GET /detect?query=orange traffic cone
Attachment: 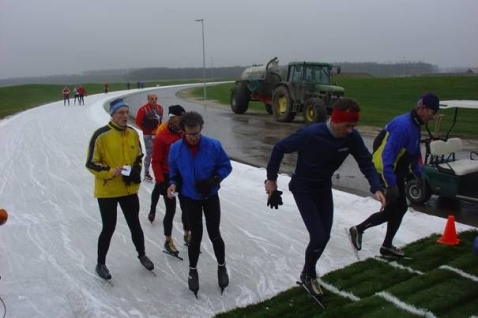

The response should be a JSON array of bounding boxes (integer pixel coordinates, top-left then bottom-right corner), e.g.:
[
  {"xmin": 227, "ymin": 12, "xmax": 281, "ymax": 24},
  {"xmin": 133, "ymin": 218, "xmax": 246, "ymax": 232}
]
[{"xmin": 437, "ymin": 215, "xmax": 460, "ymax": 245}]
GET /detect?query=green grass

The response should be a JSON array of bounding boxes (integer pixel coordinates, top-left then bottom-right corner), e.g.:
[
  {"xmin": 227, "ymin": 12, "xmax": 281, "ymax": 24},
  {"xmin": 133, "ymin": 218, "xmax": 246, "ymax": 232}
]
[
  {"xmin": 215, "ymin": 230, "xmax": 478, "ymax": 317},
  {"xmin": 0, "ymin": 79, "xmax": 200, "ymax": 119},
  {"xmin": 191, "ymin": 76, "xmax": 478, "ymax": 137}
]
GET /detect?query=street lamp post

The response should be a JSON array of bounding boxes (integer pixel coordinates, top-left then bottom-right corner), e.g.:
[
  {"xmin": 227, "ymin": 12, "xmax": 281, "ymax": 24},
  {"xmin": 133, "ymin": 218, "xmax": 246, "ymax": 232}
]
[
  {"xmin": 210, "ymin": 56, "xmax": 214, "ymax": 83},
  {"xmin": 195, "ymin": 19, "xmax": 206, "ymax": 100}
]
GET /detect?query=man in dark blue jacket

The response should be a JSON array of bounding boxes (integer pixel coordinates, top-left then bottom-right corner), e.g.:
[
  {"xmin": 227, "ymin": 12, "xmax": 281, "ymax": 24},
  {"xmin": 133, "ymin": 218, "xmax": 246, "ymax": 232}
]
[
  {"xmin": 167, "ymin": 111, "xmax": 232, "ymax": 297},
  {"xmin": 349, "ymin": 93, "xmax": 439, "ymax": 258},
  {"xmin": 265, "ymin": 98, "xmax": 386, "ymax": 299}
]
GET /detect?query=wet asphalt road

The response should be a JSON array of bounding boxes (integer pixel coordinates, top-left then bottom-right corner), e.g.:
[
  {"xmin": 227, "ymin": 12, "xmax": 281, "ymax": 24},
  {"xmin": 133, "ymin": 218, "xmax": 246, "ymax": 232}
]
[{"xmin": 129, "ymin": 84, "xmax": 478, "ymax": 227}]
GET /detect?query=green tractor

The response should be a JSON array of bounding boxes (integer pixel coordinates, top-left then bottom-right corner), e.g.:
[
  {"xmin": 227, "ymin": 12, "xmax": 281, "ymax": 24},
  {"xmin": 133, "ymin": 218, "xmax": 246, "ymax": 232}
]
[{"xmin": 230, "ymin": 57, "xmax": 344, "ymax": 123}]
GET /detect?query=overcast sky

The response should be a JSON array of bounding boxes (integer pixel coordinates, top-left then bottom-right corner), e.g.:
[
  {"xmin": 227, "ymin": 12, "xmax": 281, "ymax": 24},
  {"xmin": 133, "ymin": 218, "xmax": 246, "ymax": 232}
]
[{"xmin": 1, "ymin": 0, "xmax": 477, "ymax": 79}]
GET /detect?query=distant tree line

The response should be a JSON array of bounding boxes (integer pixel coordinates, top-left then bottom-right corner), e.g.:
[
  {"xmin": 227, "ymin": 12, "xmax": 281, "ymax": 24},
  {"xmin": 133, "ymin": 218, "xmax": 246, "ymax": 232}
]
[
  {"xmin": 337, "ymin": 61, "xmax": 438, "ymax": 77},
  {"xmin": 0, "ymin": 61, "xmax": 450, "ymax": 87}
]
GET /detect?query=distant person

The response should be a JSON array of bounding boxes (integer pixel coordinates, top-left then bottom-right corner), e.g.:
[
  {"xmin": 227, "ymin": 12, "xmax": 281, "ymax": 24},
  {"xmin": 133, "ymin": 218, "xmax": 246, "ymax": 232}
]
[
  {"xmin": 349, "ymin": 93, "xmax": 439, "ymax": 258},
  {"xmin": 150, "ymin": 105, "xmax": 191, "ymax": 256},
  {"xmin": 137, "ymin": 81, "xmax": 140, "ymax": 89},
  {"xmin": 73, "ymin": 86, "xmax": 80, "ymax": 105},
  {"xmin": 78, "ymin": 85, "xmax": 86, "ymax": 105},
  {"xmin": 135, "ymin": 94, "xmax": 164, "ymax": 182},
  {"xmin": 127, "ymin": 82, "xmax": 130, "ymax": 90},
  {"xmin": 85, "ymin": 98, "xmax": 154, "ymax": 280},
  {"xmin": 104, "ymin": 83, "xmax": 109, "ymax": 94},
  {"xmin": 265, "ymin": 98, "xmax": 386, "ymax": 300},
  {"xmin": 167, "ymin": 111, "xmax": 233, "ymax": 297},
  {"xmin": 62, "ymin": 86, "xmax": 70, "ymax": 106}
]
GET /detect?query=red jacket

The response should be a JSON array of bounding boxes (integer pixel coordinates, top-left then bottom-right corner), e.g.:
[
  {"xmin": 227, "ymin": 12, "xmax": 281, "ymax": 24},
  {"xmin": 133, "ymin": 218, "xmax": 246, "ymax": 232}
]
[
  {"xmin": 77, "ymin": 87, "xmax": 86, "ymax": 96},
  {"xmin": 151, "ymin": 125, "xmax": 182, "ymax": 183},
  {"xmin": 62, "ymin": 88, "xmax": 70, "ymax": 96},
  {"xmin": 135, "ymin": 103, "xmax": 163, "ymax": 135}
]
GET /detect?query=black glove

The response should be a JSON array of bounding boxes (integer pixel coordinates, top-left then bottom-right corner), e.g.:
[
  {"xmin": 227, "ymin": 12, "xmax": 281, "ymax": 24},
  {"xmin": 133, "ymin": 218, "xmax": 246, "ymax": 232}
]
[
  {"xmin": 175, "ymin": 173, "xmax": 183, "ymax": 192},
  {"xmin": 122, "ymin": 165, "xmax": 142, "ymax": 186},
  {"xmin": 267, "ymin": 190, "xmax": 283, "ymax": 209},
  {"xmin": 385, "ymin": 186, "xmax": 399, "ymax": 203},
  {"xmin": 122, "ymin": 154, "xmax": 143, "ymax": 186},
  {"xmin": 130, "ymin": 163, "xmax": 142, "ymax": 184},
  {"xmin": 195, "ymin": 175, "xmax": 220, "ymax": 198}
]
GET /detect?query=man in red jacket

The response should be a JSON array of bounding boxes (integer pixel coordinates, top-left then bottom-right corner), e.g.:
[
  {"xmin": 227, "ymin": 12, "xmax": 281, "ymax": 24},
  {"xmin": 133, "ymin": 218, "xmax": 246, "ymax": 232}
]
[
  {"xmin": 77, "ymin": 85, "xmax": 86, "ymax": 105},
  {"xmin": 135, "ymin": 94, "xmax": 164, "ymax": 181},
  {"xmin": 62, "ymin": 86, "xmax": 70, "ymax": 106},
  {"xmin": 150, "ymin": 105, "xmax": 191, "ymax": 255}
]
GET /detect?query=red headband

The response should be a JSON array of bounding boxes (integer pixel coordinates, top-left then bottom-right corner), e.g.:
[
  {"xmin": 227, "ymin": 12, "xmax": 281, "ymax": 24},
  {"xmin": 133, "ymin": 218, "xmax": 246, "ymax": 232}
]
[{"xmin": 330, "ymin": 109, "xmax": 360, "ymax": 123}]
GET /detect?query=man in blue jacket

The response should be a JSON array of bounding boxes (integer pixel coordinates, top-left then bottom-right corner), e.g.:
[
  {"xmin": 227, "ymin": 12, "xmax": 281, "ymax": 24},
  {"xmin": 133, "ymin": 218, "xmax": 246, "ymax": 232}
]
[
  {"xmin": 167, "ymin": 111, "xmax": 232, "ymax": 297},
  {"xmin": 349, "ymin": 93, "xmax": 439, "ymax": 258},
  {"xmin": 265, "ymin": 98, "xmax": 386, "ymax": 299}
]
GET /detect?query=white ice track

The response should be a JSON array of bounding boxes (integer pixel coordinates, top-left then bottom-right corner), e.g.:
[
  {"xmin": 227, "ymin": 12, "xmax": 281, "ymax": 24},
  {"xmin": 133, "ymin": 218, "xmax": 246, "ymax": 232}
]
[{"xmin": 0, "ymin": 90, "xmax": 476, "ymax": 317}]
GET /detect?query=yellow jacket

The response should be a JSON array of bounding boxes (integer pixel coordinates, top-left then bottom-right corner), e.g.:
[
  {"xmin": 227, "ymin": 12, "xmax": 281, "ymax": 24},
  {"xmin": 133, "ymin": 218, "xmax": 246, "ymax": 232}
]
[{"xmin": 86, "ymin": 121, "xmax": 143, "ymax": 198}]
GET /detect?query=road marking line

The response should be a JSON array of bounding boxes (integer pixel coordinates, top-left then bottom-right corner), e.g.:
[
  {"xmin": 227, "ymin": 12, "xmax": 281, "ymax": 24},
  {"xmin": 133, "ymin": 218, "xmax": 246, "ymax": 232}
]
[
  {"xmin": 439, "ymin": 265, "xmax": 478, "ymax": 282},
  {"xmin": 374, "ymin": 257, "xmax": 424, "ymax": 275},
  {"xmin": 376, "ymin": 291, "xmax": 437, "ymax": 318}
]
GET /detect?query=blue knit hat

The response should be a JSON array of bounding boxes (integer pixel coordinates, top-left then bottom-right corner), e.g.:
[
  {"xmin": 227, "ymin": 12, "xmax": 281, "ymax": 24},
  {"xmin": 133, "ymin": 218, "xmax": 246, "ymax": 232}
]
[
  {"xmin": 109, "ymin": 98, "xmax": 129, "ymax": 115},
  {"xmin": 418, "ymin": 93, "xmax": 439, "ymax": 112}
]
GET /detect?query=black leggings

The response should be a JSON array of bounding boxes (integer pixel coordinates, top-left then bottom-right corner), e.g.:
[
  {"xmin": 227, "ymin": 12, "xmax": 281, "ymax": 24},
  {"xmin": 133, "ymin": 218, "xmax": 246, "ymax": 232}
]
[
  {"xmin": 293, "ymin": 188, "xmax": 333, "ymax": 278},
  {"xmin": 182, "ymin": 194, "xmax": 225, "ymax": 268},
  {"xmin": 97, "ymin": 194, "xmax": 145, "ymax": 264},
  {"xmin": 356, "ymin": 180, "xmax": 408, "ymax": 247},
  {"xmin": 151, "ymin": 184, "xmax": 190, "ymax": 236}
]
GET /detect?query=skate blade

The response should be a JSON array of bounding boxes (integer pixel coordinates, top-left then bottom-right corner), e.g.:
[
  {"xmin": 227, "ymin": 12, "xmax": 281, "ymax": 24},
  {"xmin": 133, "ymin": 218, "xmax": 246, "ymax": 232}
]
[
  {"xmin": 296, "ymin": 281, "xmax": 325, "ymax": 309},
  {"xmin": 163, "ymin": 250, "xmax": 183, "ymax": 261}
]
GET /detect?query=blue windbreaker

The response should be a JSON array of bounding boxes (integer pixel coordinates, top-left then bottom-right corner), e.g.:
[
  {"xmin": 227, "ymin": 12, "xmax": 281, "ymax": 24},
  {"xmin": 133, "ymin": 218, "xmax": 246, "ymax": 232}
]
[
  {"xmin": 372, "ymin": 111, "xmax": 422, "ymax": 187},
  {"xmin": 168, "ymin": 135, "xmax": 232, "ymax": 200}
]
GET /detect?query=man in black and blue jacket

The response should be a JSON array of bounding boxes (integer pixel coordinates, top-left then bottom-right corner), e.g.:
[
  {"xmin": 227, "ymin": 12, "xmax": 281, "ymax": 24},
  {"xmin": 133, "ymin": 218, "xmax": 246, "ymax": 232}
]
[
  {"xmin": 265, "ymin": 98, "xmax": 386, "ymax": 299},
  {"xmin": 349, "ymin": 93, "xmax": 439, "ymax": 258}
]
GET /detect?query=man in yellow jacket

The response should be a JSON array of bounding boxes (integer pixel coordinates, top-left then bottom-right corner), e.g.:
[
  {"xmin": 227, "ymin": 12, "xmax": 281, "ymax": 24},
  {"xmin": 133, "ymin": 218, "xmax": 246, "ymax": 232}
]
[{"xmin": 86, "ymin": 98, "xmax": 154, "ymax": 280}]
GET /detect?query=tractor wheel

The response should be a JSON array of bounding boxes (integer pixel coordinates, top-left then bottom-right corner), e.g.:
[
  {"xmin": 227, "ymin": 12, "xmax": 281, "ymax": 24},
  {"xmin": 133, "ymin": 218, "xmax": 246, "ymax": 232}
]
[
  {"xmin": 272, "ymin": 86, "xmax": 295, "ymax": 122},
  {"xmin": 405, "ymin": 178, "xmax": 432, "ymax": 205},
  {"xmin": 230, "ymin": 84, "xmax": 250, "ymax": 114},
  {"xmin": 265, "ymin": 104, "xmax": 273, "ymax": 115},
  {"xmin": 303, "ymin": 98, "xmax": 327, "ymax": 124}
]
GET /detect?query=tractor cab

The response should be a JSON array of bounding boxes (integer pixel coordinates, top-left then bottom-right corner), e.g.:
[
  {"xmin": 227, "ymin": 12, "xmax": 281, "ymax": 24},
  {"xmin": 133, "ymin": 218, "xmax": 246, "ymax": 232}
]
[{"xmin": 405, "ymin": 100, "xmax": 478, "ymax": 205}]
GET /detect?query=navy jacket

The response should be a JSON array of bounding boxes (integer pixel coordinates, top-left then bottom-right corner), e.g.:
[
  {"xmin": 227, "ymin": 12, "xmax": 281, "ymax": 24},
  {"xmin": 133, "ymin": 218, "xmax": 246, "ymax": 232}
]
[{"xmin": 267, "ymin": 122, "xmax": 382, "ymax": 194}]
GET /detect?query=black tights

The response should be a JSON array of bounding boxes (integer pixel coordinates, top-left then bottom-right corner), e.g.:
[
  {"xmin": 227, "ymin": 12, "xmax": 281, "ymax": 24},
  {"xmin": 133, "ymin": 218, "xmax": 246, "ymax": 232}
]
[
  {"xmin": 151, "ymin": 183, "xmax": 190, "ymax": 236},
  {"xmin": 356, "ymin": 181, "xmax": 408, "ymax": 247},
  {"xmin": 97, "ymin": 194, "xmax": 145, "ymax": 264},
  {"xmin": 182, "ymin": 194, "xmax": 225, "ymax": 268},
  {"xmin": 293, "ymin": 188, "xmax": 333, "ymax": 278}
]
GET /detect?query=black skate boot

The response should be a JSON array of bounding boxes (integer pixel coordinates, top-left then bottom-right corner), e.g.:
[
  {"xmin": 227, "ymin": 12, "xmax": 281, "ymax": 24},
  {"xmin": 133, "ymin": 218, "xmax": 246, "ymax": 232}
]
[
  {"xmin": 96, "ymin": 264, "xmax": 112, "ymax": 280},
  {"xmin": 218, "ymin": 264, "xmax": 229, "ymax": 295},
  {"xmin": 188, "ymin": 267, "xmax": 199, "ymax": 298},
  {"xmin": 148, "ymin": 209, "xmax": 156, "ymax": 223},
  {"xmin": 300, "ymin": 273, "xmax": 323, "ymax": 298},
  {"xmin": 184, "ymin": 232, "xmax": 191, "ymax": 246},
  {"xmin": 349, "ymin": 226, "xmax": 363, "ymax": 251},
  {"xmin": 138, "ymin": 255, "xmax": 154, "ymax": 271},
  {"xmin": 380, "ymin": 245, "xmax": 405, "ymax": 258}
]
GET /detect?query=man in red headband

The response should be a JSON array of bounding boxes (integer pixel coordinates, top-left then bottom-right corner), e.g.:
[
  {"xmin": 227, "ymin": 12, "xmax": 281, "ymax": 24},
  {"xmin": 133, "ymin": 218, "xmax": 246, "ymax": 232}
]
[{"xmin": 265, "ymin": 97, "xmax": 386, "ymax": 300}]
